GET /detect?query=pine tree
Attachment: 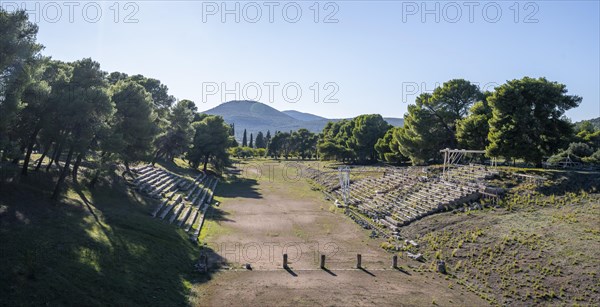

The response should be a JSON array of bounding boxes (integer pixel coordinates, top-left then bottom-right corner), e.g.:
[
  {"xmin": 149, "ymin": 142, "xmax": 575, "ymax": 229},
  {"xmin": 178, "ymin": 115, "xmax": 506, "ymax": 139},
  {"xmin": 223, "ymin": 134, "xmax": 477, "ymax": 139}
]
[
  {"xmin": 487, "ymin": 77, "xmax": 581, "ymax": 166},
  {"xmin": 187, "ymin": 115, "xmax": 232, "ymax": 172},
  {"xmin": 249, "ymin": 133, "xmax": 254, "ymax": 148},
  {"xmin": 51, "ymin": 58, "xmax": 114, "ymax": 199},
  {"xmin": 255, "ymin": 131, "xmax": 266, "ymax": 148},
  {"xmin": 242, "ymin": 129, "xmax": 247, "ymax": 147},
  {"xmin": 110, "ymin": 80, "xmax": 158, "ymax": 170},
  {"xmin": 396, "ymin": 79, "xmax": 482, "ymax": 164}
]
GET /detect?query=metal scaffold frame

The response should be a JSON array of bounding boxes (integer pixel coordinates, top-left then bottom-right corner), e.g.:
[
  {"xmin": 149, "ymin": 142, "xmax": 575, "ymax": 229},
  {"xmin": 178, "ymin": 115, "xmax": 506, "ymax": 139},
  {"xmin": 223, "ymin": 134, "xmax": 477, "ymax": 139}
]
[
  {"xmin": 338, "ymin": 166, "xmax": 350, "ymax": 204},
  {"xmin": 440, "ymin": 148, "xmax": 496, "ymax": 181}
]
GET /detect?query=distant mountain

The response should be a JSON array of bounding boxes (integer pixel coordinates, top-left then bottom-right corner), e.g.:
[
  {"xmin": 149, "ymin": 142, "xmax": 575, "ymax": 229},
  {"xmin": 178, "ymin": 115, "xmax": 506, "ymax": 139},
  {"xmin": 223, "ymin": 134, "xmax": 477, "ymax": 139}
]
[
  {"xmin": 284, "ymin": 109, "xmax": 404, "ymax": 128},
  {"xmin": 202, "ymin": 101, "xmax": 304, "ymax": 140},
  {"xmin": 203, "ymin": 100, "xmax": 290, "ymax": 122},
  {"xmin": 383, "ymin": 117, "xmax": 404, "ymax": 127},
  {"xmin": 282, "ymin": 110, "xmax": 327, "ymax": 122},
  {"xmin": 201, "ymin": 100, "xmax": 403, "ymax": 141}
]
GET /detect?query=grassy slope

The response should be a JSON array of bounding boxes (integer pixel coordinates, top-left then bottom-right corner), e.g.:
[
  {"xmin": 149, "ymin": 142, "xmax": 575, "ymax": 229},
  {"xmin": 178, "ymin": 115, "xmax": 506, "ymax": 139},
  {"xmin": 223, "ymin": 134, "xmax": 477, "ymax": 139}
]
[
  {"xmin": 0, "ymin": 161, "xmax": 204, "ymax": 306},
  {"xmin": 398, "ymin": 169, "xmax": 600, "ymax": 306}
]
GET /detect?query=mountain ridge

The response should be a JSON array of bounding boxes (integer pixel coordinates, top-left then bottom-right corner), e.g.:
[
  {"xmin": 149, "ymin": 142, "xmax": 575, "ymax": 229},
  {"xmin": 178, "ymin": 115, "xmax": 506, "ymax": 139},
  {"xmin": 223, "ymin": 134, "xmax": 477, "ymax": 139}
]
[
  {"xmin": 201, "ymin": 100, "xmax": 403, "ymax": 141},
  {"xmin": 282, "ymin": 110, "xmax": 327, "ymax": 122}
]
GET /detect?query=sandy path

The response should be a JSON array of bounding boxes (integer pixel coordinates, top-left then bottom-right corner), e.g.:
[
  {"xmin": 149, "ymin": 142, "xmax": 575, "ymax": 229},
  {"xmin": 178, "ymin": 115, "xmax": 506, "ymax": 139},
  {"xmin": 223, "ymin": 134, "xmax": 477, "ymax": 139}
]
[{"xmin": 192, "ymin": 162, "xmax": 487, "ymax": 306}]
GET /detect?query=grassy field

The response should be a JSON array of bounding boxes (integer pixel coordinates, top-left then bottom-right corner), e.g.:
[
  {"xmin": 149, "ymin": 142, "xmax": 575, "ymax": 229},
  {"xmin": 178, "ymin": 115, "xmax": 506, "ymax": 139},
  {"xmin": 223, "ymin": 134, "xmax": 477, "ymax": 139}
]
[{"xmin": 0, "ymin": 160, "xmax": 206, "ymax": 306}]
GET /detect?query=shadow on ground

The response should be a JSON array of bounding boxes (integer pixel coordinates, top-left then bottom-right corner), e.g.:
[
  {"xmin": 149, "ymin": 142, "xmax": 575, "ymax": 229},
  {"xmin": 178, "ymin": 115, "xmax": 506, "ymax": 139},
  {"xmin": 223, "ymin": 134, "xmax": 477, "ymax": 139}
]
[
  {"xmin": 154, "ymin": 158, "xmax": 200, "ymax": 179},
  {"xmin": 204, "ymin": 206, "xmax": 234, "ymax": 223},
  {"xmin": 535, "ymin": 171, "xmax": 600, "ymax": 196},
  {"xmin": 0, "ymin": 164, "xmax": 222, "ymax": 306},
  {"xmin": 215, "ymin": 177, "xmax": 262, "ymax": 199}
]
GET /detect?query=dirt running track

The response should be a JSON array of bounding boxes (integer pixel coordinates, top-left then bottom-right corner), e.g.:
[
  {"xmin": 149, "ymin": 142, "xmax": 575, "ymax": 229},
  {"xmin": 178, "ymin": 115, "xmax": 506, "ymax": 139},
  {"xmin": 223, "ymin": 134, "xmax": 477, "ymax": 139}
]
[{"xmin": 191, "ymin": 161, "xmax": 487, "ymax": 306}]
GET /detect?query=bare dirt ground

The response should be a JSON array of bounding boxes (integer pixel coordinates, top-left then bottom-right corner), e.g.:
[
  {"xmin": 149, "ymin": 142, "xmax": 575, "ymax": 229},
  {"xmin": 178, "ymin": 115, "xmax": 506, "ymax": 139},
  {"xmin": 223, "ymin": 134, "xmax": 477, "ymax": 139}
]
[{"xmin": 190, "ymin": 160, "xmax": 487, "ymax": 306}]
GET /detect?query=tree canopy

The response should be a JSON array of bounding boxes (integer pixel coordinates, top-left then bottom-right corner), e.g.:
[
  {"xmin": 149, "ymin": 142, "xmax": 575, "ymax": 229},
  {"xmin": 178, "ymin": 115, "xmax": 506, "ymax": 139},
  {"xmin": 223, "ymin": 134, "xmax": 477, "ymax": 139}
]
[
  {"xmin": 456, "ymin": 99, "xmax": 493, "ymax": 150},
  {"xmin": 486, "ymin": 77, "xmax": 581, "ymax": 165},
  {"xmin": 0, "ymin": 9, "xmax": 43, "ymax": 158},
  {"xmin": 187, "ymin": 115, "xmax": 233, "ymax": 172},
  {"xmin": 110, "ymin": 80, "xmax": 158, "ymax": 169},
  {"xmin": 255, "ymin": 131, "xmax": 266, "ymax": 149},
  {"xmin": 374, "ymin": 127, "xmax": 404, "ymax": 163},
  {"xmin": 0, "ymin": 9, "xmax": 238, "ymax": 199},
  {"xmin": 396, "ymin": 79, "xmax": 483, "ymax": 164}
]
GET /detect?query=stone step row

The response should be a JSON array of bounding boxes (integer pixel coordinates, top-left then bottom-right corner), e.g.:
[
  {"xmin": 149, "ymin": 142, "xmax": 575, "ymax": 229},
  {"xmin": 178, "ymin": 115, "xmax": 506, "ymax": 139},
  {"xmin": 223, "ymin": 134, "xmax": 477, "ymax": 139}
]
[
  {"xmin": 340, "ymin": 175, "xmax": 485, "ymax": 234},
  {"xmin": 144, "ymin": 175, "xmax": 177, "ymax": 198},
  {"xmin": 135, "ymin": 170, "xmax": 169, "ymax": 192},
  {"xmin": 150, "ymin": 177, "xmax": 182, "ymax": 198},
  {"xmin": 133, "ymin": 168, "xmax": 161, "ymax": 185},
  {"xmin": 133, "ymin": 165, "xmax": 153, "ymax": 175},
  {"xmin": 191, "ymin": 179, "xmax": 219, "ymax": 242},
  {"xmin": 181, "ymin": 173, "xmax": 206, "ymax": 191},
  {"xmin": 185, "ymin": 177, "xmax": 206, "ymax": 201},
  {"xmin": 181, "ymin": 178, "xmax": 217, "ymax": 232},
  {"xmin": 159, "ymin": 195, "xmax": 183, "ymax": 220},
  {"xmin": 173, "ymin": 177, "xmax": 214, "ymax": 226},
  {"xmin": 147, "ymin": 174, "xmax": 219, "ymax": 239}
]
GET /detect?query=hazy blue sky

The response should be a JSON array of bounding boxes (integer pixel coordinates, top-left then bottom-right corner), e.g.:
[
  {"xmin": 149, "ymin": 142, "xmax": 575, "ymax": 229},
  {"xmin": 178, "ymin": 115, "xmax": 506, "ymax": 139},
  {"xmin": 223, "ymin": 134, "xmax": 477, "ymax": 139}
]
[{"xmin": 6, "ymin": 0, "xmax": 599, "ymax": 120}]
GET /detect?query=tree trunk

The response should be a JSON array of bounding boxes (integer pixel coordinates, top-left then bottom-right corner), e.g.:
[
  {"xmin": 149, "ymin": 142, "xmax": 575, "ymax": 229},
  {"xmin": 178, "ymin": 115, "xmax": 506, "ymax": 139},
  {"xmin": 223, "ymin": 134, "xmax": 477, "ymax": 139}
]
[
  {"xmin": 47, "ymin": 140, "xmax": 63, "ymax": 172},
  {"xmin": 73, "ymin": 134, "xmax": 99, "ymax": 182},
  {"xmin": 35, "ymin": 141, "xmax": 52, "ymax": 171},
  {"xmin": 54, "ymin": 151, "xmax": 62, "ymax": 167},
  {"xmin": 89, "ymin": 169, "xmax": 101, "ymax": 189},
  {"xmin": 203, "ymin": 155, "xmax": 209, "ymax": 172},
  {"xmin": 123, "ymin": 160, "xmax": 132, "ymax": 177},
  {"xmin": 10, "ymin": 142, "xmax": 25, "ymax": 164},
  {"xmin": 151, "ymin": 149, "xmax": 161, "ymax": 166},
  {"xmin": 72, "ymin": 152, "xmax": 84, "ymax": 183},
  {"xmin": 11, "ymin": 144, "xmax": 23, "ymax": 164},
  {"xmin": 51, "ymin": 145, "xmax": 75, "ymax": 200},
  {"xmin": 88, "ymin": 151, "xmax": 108, "ymax": 189},
  {"xmin": 21, "ymin": 126, "xmax": 41, "ymax": 176}
]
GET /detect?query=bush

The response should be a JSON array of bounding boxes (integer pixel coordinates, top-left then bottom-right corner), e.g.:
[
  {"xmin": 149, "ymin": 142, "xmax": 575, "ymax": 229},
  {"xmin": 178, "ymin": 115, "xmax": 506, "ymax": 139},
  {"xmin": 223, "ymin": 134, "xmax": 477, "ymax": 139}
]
[
  {"xmin": 566, "ymin": 142, "xmax": 593, "ymax": 157},
  {"xmin": 255, "ymin": 148, "xmax": 266, "ymax": 157},
  {"xmin": 229, "ymin": 147, "xmax": 267, "ymax": 159},
  {"xmin": 582, "ymin": 149, "xmax": 600, "ymax": 164},
  {"xmin": 548, "ymin": 142, "xmax": 595, "ymax": 164}
]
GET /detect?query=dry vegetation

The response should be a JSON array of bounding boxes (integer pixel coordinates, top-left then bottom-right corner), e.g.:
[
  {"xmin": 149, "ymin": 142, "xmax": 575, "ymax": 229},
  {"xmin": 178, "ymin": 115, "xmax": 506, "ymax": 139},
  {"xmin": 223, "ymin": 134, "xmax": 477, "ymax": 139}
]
[{"xmin": 398, "ymin": 170, "xmax": 600, "ymax": 306}]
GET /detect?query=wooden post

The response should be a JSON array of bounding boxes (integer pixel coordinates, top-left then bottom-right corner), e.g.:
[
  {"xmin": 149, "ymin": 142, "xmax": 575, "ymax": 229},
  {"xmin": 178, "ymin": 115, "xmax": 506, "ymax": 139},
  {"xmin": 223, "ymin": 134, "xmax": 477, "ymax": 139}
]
[
  {"xmin": 437, "ymin": 260, "xmax": 446, "ymax": 274},
  {"xmin": 283, "ymin": 253, "xmax": 288, "ymax": 268},
  {"xmin": 320, "ymin": 254, "xmax": 326, "ymax": 269},
  {"xmin": 356, "ymin": 254, "xmax": 362, "ymax": 268},
  {"xmin": 392, "ymin": 255, "xmax": 398, "ymax": 268}
]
